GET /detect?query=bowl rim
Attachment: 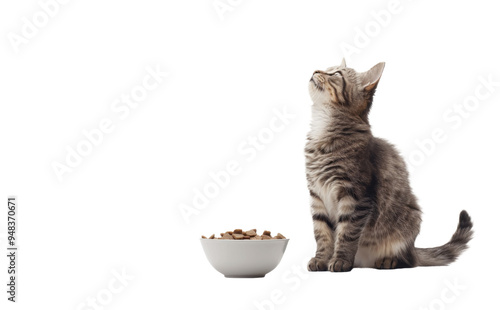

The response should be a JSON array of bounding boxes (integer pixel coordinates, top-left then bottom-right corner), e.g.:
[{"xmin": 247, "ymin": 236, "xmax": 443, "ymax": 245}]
[{"xmin": 200, "ymin": 238, "xmax": 289, "ymax": 242}]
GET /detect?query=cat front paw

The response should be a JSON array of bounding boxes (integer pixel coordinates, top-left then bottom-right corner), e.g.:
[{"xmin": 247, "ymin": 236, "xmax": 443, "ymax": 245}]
[
  {"xmin": 307, "ymin": 257, "xmax": 328, "ymax": 271},
  {"xmin": 328, "ymin": 257, "xmax": 353, "ymax": 272}
]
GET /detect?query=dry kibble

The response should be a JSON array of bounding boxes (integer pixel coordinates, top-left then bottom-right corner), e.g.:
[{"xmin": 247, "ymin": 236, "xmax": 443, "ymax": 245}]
[
  {"xmin": 245, "ymin": 230, "xmax": 257, "ymax": 237},
  {"xmin": 222, "ymin": 233, "xmax": 233, "ymax": 239},
  {"xmin": 233, "ymin": 233, "xmax": 244, "ymax": 239},
  {"xmin": 205, "ymin": 229, "xmax": 286, "ymax": 240}
]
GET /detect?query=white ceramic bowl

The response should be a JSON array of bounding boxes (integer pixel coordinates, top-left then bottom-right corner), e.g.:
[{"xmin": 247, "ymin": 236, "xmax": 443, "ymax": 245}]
[{"xmin": 200, "ymin": 238, "xmax": 289, "ymax": 278}]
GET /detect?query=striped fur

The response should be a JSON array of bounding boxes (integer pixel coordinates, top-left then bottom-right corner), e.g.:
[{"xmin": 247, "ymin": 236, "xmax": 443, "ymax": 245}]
[{"xmin": 306, "ymin": 60, "xmax": 473, "ymax": 272}]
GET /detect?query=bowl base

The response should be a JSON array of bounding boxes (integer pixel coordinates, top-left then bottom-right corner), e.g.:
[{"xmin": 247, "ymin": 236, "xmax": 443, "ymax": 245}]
[{"xmin": 224, "ymin": 275, "xmax": 265, "ymax": 278}]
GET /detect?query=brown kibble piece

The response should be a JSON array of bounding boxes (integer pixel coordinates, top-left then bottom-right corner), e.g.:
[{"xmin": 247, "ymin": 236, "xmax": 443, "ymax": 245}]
[
  {"xmin": 233, "ymin": 229, "xmax": 243, "ymax": 234},
  {"xmin": 226, "ymin": 231, "xmax": 233, "ymax": 235},
  {"xmin": 276, "ymin": 233, "xmax": 286, "ymax": 239},
  {"xmin": 233, "ymin": 233, "xmax": 244, "ymax": 239},
  {"xmin": 254, "ymin": 235, "xmax": 263, "ymax": 240},
  {"xmin": 245, "ymin": 230, "xmax": 257, "ymax": 237},
  {"xmin": 262, "ymin": 235, "xmax": 272, "ymax": 240},
  {"xmin": 222, "ymin": 233, "xmax": 233, "ymax": 239},
  {"xmin": 263, "ymin": 230, "xmax": 271, "ymax": 236},
  {"xmin": 202, "ymin": 235, "xmax": 207, "ymax": 239},
  {"xmin": 243, "ymin": 236, "xmax": 251, "ymax": 239},
  {"xmin": 209, "ymin": 234, "xmax": 215, "ymax": 239}
]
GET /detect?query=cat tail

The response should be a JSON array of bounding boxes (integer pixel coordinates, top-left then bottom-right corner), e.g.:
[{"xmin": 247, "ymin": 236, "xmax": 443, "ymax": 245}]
[{"xmin": 415, "ymin": 210, "xmax": 473, "ymax": 266}]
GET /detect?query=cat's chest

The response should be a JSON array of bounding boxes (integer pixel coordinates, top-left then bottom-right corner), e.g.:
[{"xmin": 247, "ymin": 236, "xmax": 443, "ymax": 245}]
[
  {"xmin": 305, "ymin": 142, "xmax": 343, "ymax": 216},
  {"xmin": 311, "ymin": 179, "xmax": 340, "ymax": 217}
]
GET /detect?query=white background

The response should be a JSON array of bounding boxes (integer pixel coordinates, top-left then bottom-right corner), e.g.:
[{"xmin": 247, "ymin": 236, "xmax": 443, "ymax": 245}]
[{"xmin": 1, "ymin": 0, "xmax": 499, "ymax": 309}]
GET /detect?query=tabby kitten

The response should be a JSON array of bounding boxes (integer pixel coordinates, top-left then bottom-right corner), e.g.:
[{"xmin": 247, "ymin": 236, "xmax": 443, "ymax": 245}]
[{"xmin": 305, "ymin": 59, "xmax": 473, "ymax": 272}]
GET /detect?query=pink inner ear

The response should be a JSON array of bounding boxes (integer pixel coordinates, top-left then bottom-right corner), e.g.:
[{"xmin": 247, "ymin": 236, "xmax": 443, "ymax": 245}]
[
  {"xmin": 361, "ymin": 62, "xmax": 385, "ymax": 90},
  {"xmin": 364, "ymin": 81, "xmax": 378, "ymax": 92}
]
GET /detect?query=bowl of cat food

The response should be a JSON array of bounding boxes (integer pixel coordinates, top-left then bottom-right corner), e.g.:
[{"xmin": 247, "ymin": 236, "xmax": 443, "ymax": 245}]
[{"xmin": 200, "ymin": 229, "xmax": 289, "ymax": 278}]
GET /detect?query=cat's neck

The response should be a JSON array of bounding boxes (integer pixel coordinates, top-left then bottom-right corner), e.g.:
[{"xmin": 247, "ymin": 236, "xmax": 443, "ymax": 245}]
[{"xmin": 308, "ymin": 104, "xmax": 371, "ymax": 142}]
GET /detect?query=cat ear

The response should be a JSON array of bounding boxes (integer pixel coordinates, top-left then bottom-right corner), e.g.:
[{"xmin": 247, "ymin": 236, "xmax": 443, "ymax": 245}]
[
  {"xmin": 340, "ymin": 58, "xmax": 346, "ymax": 68},
  {"xmin": 361, "ymin": 62, "xmax": 385, "ymax": 92}
]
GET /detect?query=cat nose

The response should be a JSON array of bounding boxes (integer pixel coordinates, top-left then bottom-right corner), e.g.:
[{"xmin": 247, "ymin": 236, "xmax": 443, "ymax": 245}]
[{"xmin": 311, "ymin": 70, "xmax": 323, "ymax": 80}]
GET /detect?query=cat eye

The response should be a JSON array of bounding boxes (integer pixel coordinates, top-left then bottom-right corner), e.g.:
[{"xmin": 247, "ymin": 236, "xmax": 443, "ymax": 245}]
[{"xmin": 328, "ymin": 71, "xmax": 342, "ymax": 77}]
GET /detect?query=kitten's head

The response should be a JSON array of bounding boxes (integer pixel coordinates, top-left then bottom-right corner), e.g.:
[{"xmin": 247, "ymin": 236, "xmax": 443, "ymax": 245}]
[{"xmin": 308, "ymin": 59, "xmax": 385, "ymax": 123}]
